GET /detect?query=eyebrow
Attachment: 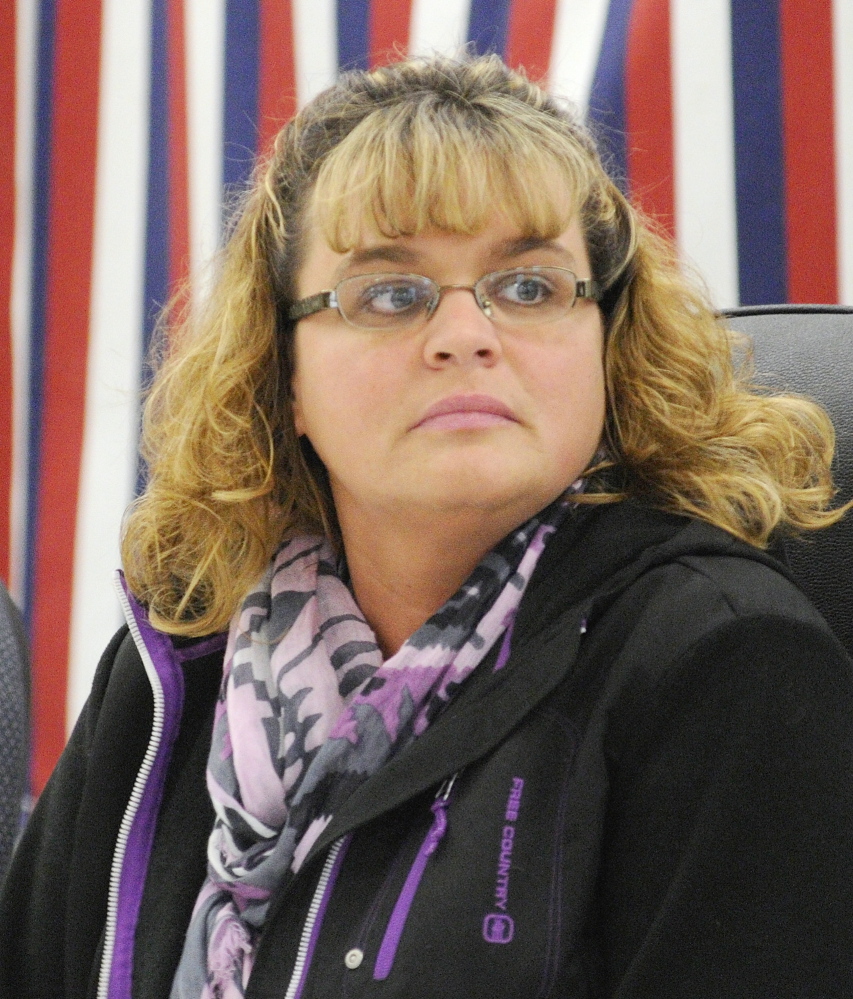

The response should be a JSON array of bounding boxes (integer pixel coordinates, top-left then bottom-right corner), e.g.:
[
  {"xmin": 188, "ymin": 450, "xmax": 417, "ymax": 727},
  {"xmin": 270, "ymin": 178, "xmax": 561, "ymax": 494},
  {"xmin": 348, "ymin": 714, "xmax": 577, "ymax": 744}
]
[
  {"xmin": 334, "ymin": 234, "xmax": 577, "ymax": 281},
  {"xmin": 335, "ymin": 244, "xmax": 421, "ymax": 280},
  {"xmin": 492, "ymin": 236, "xmax": 577, "ymax": 266}
]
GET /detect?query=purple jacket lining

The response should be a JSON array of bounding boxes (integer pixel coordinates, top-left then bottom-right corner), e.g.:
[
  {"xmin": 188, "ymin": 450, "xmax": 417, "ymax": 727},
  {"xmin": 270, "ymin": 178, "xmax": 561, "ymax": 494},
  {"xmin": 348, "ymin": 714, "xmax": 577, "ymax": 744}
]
[
  {"xmin": 107, "ymin": 577, "xmax": 190, "ymax": 999},
  {"xmin": 103, "ymin": 582, "xmax": 473, "ymax": 994},
  {"xmin": 175, "ymin": 631, "xmax": 228, "ymax": 662}
]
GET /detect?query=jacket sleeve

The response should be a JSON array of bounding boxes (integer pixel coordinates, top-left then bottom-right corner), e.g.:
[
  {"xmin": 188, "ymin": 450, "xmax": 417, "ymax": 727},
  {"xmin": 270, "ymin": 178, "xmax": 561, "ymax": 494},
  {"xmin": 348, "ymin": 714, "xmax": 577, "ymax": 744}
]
[
  {"xmin": 0, "ymin": 626, "xmax": 136, "ymax": 999},
  {"xmin": 600, "ymin": 614, "xmax": 853, "ymax": 999}
]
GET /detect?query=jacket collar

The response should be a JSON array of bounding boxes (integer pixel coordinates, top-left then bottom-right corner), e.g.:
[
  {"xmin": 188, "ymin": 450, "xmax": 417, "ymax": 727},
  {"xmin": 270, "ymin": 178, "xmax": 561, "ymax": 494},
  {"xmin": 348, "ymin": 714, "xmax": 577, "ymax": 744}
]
[{"xmin": 304, "ymin": 500, "xmax": 781, "ymax": 863}]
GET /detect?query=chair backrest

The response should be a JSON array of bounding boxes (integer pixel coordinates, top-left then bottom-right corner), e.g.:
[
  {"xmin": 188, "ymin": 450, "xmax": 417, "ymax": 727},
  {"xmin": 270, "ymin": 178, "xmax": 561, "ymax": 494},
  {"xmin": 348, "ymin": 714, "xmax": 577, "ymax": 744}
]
[
  {"xmin": 0, "ymin": 583, "xmax": 29, "ymax": 879},
  {"xmin": 723, "ymin": 305, "xmax": 853, "ymax": 657}
]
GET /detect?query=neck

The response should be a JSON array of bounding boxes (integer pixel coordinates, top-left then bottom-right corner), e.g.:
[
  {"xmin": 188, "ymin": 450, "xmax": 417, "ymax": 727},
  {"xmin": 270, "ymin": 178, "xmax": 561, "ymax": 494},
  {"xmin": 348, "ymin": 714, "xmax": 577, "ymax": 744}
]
[{"xmin": 339, "ymin": 506, "xmax": 523, "ymax": 658}]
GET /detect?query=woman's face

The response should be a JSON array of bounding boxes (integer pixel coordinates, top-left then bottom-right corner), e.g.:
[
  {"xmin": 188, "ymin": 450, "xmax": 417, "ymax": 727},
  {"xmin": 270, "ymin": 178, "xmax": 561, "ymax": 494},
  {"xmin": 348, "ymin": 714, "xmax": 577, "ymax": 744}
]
[{"xmin": 290, "ymin": 208, "xmax": 606, "ymax": 535}]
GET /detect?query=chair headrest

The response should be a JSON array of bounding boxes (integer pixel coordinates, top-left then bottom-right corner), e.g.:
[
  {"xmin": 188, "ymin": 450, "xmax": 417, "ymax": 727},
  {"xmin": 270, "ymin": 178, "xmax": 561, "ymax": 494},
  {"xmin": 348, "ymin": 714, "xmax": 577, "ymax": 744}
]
[{"xmin": 723, "ymin": 305, "xmax": 853, "ymax": 657}]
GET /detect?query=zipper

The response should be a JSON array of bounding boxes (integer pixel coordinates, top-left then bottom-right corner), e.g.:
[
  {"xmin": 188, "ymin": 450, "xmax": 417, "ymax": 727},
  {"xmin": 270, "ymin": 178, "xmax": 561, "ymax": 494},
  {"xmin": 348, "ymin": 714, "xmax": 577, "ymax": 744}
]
[
  {"xmin": 373, "ymin": 773, "xmax": 458, "ymax": 981},
  {"xmin": 283, "ymin": 833, "xmax": 353, "ymax": 999},
  {"xmin": 97, "ymin": 573, "xmax": 167, "ymax": 999},
  {"xmin": 537, "ymin": 723, "xmax": 579, "ymax": 998}
]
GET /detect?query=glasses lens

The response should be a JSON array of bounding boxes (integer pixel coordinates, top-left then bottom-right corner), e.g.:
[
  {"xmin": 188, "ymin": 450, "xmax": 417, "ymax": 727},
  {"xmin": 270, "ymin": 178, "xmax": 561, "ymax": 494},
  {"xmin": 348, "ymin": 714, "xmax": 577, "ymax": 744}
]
[
  {"xmin": 479, "ymin": 267, "xmax": 577, "ymax": 324},
  {"xmin": 337, "ymin": 273, "xmax": 436, "ymax": 329}
]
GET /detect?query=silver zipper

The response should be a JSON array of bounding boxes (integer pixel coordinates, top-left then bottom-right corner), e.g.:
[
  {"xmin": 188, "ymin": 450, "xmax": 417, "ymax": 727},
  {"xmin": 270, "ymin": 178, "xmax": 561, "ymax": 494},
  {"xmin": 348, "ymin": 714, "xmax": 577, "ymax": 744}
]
[
  {"xmin": 96, "ymin": 572, "xmax": 167, "ymax": 999},
  {"xmin": 283, "ymin": 836, "xmax": 348, "ymax": 999}
]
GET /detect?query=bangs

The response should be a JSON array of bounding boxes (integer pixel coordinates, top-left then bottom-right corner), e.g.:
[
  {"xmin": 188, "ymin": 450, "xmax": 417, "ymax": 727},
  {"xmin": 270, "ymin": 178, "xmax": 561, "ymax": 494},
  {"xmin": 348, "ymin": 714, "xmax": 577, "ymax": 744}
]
[{"xmin": 309, "ymin": 97, "xmax": 597, "ymax": 250}]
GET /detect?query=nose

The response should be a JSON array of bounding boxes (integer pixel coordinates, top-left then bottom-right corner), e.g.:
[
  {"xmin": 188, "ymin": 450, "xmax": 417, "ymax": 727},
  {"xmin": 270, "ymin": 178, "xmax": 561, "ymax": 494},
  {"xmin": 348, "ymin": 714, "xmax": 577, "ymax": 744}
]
[{"xmin": 421, "ymin": 286, "xmax": 503, "ymax": 368}]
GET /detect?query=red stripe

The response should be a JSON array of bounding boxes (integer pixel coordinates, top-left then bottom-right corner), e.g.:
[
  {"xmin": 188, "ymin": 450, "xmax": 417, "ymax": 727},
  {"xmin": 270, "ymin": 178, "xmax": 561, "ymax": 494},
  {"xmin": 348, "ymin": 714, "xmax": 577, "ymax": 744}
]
[
  {"xmin": 780, "ymin": 0, "xmax": 837, "ymax": 303},
  {"xmin": 259, "ymin": 0, "xmax": 297, "ymax": 154},
  {"xmin": 0, "ymin": 3, "xmax": 15, "ymax": 583},
  {"xmin": 168, "ymin": 0, "xmax": 190, "ymax": 295},
  {"xmin": 30, "ymin": 0, "xmax": 102, "ymax": 792},
  {"xmin": 369, "ymin": 0, "xmax": 412, "ymax": 68},
  {"xmin": 624, "ymin": 0, "xmax": 675, "ymax": 238},
  {"xmin": 505, "ymin": 0, "xmax": 558, "ymax": 85}
]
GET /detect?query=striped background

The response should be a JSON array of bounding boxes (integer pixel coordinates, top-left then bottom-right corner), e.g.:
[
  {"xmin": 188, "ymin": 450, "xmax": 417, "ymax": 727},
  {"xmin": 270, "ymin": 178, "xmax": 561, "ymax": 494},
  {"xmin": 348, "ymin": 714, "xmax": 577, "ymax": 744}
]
[{"xmin": 3, "ymin": 0, "xmax": 852, "ymax": 792}]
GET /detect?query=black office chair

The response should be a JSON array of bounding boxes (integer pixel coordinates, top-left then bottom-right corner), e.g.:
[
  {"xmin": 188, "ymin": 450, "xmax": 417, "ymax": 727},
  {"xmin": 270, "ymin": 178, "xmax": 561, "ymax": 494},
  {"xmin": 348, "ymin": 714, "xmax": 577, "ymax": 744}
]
[
  {"xmin": 722, "ymin": 305, "xmax": 853, "ymax": 658},
  {"xmin": 0, "ymin": 583, "xmax": 29, "ymax": 882}
]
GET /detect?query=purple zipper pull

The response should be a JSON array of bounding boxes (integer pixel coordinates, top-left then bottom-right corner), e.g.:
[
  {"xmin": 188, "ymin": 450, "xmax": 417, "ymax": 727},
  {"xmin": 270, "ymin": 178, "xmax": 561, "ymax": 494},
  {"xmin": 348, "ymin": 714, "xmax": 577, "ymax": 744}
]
[
  {"xmin": 424, "ymin": 791, "xmax": 449, "ymax": 855},
  {"xmin": 373, "ymin": 775, "xmax": 457, "ymax": 980}
]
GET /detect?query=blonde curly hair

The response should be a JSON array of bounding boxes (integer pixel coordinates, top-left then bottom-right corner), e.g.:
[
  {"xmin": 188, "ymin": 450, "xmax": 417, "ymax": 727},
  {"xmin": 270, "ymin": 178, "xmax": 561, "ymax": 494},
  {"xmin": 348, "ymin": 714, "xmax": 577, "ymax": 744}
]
[{"xmin": 121, "ymin": 53, "xmax": 846, "ymax": 636}]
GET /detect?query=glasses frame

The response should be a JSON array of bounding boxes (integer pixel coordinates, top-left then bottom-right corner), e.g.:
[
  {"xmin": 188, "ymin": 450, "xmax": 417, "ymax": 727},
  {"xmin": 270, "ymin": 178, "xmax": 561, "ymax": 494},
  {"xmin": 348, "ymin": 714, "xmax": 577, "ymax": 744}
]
[{"xmin": 287, "ymin": 266, "xmax": 602, "ymax": 330}]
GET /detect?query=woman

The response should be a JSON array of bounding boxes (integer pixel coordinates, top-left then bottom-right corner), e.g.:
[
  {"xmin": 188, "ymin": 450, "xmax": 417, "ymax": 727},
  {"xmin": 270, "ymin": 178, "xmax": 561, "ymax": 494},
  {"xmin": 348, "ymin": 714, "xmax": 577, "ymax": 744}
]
[{"xmin": 2, "ymin": 55, "xmax": 852, "ymax": 999}]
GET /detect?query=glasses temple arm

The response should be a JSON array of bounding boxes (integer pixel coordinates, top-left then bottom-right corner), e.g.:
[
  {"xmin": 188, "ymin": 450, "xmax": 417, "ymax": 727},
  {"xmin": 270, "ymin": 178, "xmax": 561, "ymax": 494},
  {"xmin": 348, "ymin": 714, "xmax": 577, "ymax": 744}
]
[
  {"xmin": 288, "ymin": 290, "xmax": 337, "ymax": 321},
  {"xmin": 575, "ymin": 279, "xmax": 602, "ymax": 303}
]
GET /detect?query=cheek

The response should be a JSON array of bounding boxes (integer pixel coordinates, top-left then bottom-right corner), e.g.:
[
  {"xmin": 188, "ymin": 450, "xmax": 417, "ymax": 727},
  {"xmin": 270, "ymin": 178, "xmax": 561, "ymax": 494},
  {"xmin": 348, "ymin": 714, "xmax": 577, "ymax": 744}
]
[
  {"xmin": 290, "ymin": 340, "xmax": 397, "ymax": 451},
  {"xmin": 532, "ymin": 335, "xmax": 605, "ymax": 420},
  {"xmin": 290, "ymin": 366, "xmax": 333, "ymax": 445},
  {"xmin": 533, "ymin": 345, "xmax": 607, "ymax": 473},
  {"xmin": 290, "ymin": 332, "xmax": 354, "ymax": 443}
]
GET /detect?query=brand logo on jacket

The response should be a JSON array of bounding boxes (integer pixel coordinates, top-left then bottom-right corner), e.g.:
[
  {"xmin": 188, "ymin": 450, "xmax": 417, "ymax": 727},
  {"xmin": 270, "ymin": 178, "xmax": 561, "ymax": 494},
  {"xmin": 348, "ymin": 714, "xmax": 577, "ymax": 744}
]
[
  {"xmin": 483, "ymin": 912, "xmax": 515, "ymax": 943},
  {"xmin": 483, "ymin": 776, "xmax": 525, "ymax": 944}
]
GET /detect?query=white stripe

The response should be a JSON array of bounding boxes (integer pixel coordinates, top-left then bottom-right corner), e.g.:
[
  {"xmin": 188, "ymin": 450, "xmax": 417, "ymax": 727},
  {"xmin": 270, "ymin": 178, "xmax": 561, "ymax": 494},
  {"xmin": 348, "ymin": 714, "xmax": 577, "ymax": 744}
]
[
  {"xmin": 548, "ymin": 0, "xmax": 610, "ymax": 110},
  {"xmin": 9, "ymin": 1, "xmax": 39, "ymax": 606},
  {"xmin": 834, "ymin": 0, "xmax": 853, "ymax": 305},
  {"xmin": 293, "ymin": 0, "xmax": 337, "ymax": 108},
  {"xmin": 186, "ymin": 0, "xmax": 225, "ymax": 302},
  {"xmin": 408, "ymin": 0, "xmax": 470, "ymax": 58},
  {"xmin": 671, "ymin": 0, "xmax": 739, "ymax": 309},
  {"xmin": 67, "ymin": 0, "xmax": 151, "ymax": 731}
]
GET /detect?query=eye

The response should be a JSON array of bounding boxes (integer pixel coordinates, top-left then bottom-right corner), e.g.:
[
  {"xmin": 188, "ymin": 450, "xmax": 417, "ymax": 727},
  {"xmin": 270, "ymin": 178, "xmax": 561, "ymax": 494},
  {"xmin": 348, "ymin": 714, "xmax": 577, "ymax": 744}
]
[
  {"xmin": 337, "ymin": 274, "xmax": 437, "ymax": 330},
  {"xmin": 358, "ymin": 278, "xmax": 431, "ymax": 316},
  {"xmin": 492, "ymin": 271, "xmax": 555, "ymax": 307}
]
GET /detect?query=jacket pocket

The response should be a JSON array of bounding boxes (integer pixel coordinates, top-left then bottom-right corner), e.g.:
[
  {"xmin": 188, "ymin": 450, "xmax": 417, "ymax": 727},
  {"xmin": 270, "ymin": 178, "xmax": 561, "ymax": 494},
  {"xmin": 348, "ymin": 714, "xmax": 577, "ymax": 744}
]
[{"xmin": 372, "ymin": 774, "xmax": 458, "ymax": 981}]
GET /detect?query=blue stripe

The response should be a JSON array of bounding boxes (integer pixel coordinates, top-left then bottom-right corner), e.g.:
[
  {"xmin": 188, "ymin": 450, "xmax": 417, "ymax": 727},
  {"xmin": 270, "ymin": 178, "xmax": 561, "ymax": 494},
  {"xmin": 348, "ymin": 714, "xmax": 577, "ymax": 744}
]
[
  {"xmin": 142, "ymin": 0, "xmax": 168, "ymax": 367},
  {"xmin": 223, "ymin": 0, "xmax": 260, "ymax": 192},
  {"xmin": 24, "ymin": 0, "xmax": 57, "ymax": 626},
  {"xmin": 586, "ymin": 0, "xmax": 633, "ymax": 193},
  {"xmin": 466, "ymin": 0, "xmax": 511, "ymax": 56},
  {"xmin": 137, "ymin": 0, "xmax": 169, "ymax": 495},
  {"xmin": 338, "ymin": 0, "xmax": 370, "ymax": 72},
  {"xmin": 730, "ymin": 0, "xmax": 787, "ymax": 305}
]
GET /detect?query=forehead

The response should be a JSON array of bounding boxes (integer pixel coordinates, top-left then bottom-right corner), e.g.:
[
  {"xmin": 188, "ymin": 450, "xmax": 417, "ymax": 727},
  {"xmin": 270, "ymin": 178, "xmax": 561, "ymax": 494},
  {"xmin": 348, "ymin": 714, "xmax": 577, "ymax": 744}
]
[{"xmin": 295, "ymin": 210, "xmax": 591, "ymax": 295}]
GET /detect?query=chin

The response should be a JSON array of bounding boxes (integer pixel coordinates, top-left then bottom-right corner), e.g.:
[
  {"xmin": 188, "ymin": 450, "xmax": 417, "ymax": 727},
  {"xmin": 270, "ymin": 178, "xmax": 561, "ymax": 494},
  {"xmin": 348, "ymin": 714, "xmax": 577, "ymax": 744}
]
[
  {"xmin": 404, "ymin": 476, "xmax": 563, "ymax": 521},
  {"xmin": 416, "ymin": 451, "xmax": 575, "ymax": 508}
]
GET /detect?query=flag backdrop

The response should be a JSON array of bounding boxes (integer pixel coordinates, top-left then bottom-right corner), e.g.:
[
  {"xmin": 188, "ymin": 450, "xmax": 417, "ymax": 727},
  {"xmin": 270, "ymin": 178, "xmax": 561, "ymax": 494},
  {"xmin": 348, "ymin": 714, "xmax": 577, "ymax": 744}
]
[{"xmin": 3, "ymin": 0, "xmax": 853, "ymax": 792}]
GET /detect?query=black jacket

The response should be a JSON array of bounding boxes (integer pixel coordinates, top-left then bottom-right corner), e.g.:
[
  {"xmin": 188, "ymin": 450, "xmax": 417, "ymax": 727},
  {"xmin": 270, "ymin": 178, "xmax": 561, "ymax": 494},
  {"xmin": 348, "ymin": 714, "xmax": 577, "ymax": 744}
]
[{"xmin": 2, "ymin": 501, "xmax": 853, "ymax": 999}]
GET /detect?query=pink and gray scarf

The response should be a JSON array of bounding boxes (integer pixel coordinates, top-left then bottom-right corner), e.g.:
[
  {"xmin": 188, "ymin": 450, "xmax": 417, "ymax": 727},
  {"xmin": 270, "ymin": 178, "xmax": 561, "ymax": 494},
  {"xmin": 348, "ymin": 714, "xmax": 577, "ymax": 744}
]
[{"xmin": 170, "ymin": 498, "xmax": 570, "ymax": 998}]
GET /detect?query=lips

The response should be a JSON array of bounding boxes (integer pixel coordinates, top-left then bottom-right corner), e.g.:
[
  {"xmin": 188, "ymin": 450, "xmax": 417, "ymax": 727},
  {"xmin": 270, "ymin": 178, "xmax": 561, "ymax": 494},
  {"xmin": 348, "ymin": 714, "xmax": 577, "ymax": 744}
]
[{"xmin": 413, "ymin": 394, "xmax": 519, "ymax": 431}]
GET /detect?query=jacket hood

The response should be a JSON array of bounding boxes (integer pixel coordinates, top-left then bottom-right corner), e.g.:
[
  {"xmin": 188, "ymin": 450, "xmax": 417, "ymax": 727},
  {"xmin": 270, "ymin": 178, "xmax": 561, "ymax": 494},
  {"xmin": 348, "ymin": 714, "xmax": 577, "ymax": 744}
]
[{"xmin": 515, "ymin": 500, "xmax": 790, "ymax": 647}]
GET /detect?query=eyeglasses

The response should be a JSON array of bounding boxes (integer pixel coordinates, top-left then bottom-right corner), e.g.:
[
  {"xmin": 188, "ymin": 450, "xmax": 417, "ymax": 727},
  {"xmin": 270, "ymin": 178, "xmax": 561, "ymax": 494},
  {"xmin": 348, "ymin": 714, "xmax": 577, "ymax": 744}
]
[{"xmin": 288, "ymin": 267, "xmax": 602, "ymax": 331}]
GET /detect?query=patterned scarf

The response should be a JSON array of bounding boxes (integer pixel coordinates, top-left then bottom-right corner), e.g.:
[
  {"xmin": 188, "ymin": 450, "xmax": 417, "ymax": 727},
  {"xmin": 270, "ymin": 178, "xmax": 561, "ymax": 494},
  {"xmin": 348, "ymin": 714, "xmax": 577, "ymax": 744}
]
[{"xmin": 170, "ymin": 499, "xmax": 569, "ymax": 998}]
